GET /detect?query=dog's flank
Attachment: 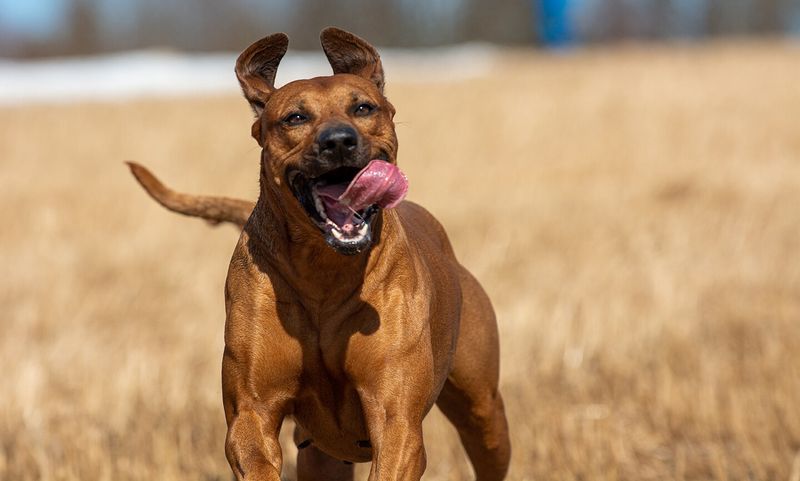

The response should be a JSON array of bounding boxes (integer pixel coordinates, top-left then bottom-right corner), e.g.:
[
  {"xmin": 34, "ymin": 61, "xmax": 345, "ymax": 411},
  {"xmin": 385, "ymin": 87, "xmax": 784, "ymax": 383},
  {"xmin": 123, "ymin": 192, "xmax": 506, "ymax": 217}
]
[{"xmin": 126, "ymin": 161, "xmax": 253, "ymax": 228}]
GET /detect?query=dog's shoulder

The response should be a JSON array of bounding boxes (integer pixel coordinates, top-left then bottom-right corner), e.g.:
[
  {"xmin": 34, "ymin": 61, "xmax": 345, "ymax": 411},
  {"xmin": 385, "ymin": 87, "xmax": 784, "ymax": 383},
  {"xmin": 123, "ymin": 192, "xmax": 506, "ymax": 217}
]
[
  {"xmin": 224, "ymin": 227, "xmax": 277, "ymax": 304},
  {"xmin": 393, "ymin": 200, "xmax": 456, "ymax": 259}
]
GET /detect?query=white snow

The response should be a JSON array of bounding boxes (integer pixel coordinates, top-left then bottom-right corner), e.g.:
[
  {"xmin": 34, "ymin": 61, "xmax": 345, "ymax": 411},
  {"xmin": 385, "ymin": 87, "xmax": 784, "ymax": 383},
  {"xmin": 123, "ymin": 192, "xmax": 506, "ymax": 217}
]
[{"xmin": 0, "ymin": 44, "xmax": 497, "ymax": 105}]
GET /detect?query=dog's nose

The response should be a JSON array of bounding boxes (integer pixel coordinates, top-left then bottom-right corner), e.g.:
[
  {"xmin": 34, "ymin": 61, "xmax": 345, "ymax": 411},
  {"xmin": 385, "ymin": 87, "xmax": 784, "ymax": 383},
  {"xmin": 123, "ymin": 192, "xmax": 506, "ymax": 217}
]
[{"xmin": 317, "ymin": 125, "xmax": 358, "ymax": 159}]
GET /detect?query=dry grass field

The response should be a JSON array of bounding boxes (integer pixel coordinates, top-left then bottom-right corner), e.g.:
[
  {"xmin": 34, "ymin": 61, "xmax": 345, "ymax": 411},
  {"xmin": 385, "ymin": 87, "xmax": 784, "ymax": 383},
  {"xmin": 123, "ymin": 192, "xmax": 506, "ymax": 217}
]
[{"xmin": 2, "ymin": 40, "xmax": 800, "ymax": 481}]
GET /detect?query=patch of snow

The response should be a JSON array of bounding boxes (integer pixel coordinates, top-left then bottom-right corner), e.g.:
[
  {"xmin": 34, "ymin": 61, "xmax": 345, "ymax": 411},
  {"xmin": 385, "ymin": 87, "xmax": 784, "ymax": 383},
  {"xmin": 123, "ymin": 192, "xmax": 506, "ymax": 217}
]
[{"xmin": 0, "ymin": 44, "xmax": 497, "ymax": 105}]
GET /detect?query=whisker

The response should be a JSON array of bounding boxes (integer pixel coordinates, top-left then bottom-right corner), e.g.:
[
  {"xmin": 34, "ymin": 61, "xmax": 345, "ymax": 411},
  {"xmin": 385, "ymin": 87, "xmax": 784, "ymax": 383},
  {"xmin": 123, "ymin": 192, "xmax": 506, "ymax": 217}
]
[{"xmin": 347, "ymin": 205, "xmax": 365, "ymax": 223}]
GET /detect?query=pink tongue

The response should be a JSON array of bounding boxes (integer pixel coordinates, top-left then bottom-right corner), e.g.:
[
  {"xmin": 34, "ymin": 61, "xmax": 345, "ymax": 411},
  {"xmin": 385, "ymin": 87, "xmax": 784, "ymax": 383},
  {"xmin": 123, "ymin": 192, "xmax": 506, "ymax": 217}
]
[{"xmin": 317, "ymin": 160, "xmax": 408, "ymax": 211}]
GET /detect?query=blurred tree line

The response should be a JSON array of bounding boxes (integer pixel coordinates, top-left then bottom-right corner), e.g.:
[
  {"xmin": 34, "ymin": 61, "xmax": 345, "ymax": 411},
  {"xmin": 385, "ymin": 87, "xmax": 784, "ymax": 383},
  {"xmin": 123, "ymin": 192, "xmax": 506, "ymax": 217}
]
[
  {"xmin": 577, "ymin": 0, "xmax": 799, "ymax": 41},
  {"xmin": 1, "ymin": 0, "xmax": 799, "ymax": 58}
]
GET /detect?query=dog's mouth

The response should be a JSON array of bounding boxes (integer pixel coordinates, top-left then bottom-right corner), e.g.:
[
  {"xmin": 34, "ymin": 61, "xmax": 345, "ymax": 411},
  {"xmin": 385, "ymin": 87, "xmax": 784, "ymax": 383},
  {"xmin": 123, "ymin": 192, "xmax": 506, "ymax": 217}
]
[
  {"xmin": 293, "ymin": 166, "xmax": 379, "ymax": 255},
  {"xmin": 288, "ymin": 160, "xmax": 408, "ymax": 255}
]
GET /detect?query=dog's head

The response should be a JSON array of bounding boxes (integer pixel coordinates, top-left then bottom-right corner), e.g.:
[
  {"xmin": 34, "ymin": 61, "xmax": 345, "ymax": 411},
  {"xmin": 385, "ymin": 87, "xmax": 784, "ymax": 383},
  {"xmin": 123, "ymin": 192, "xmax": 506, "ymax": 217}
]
[{"xmin": 235, "ymin": 28, "xmax": 399, "ymax": 255}]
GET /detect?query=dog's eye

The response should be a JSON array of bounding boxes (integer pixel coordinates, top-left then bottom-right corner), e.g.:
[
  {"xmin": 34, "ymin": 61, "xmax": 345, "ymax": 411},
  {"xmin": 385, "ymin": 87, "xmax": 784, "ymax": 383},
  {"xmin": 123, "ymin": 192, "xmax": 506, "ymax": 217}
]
[
  {"xmin": 354, "ymin": 103, "xmax": 375, "ymax": 117},
  {"xmin": 283, "ymin": 113, "xmax": 308, "ymax": 125}
]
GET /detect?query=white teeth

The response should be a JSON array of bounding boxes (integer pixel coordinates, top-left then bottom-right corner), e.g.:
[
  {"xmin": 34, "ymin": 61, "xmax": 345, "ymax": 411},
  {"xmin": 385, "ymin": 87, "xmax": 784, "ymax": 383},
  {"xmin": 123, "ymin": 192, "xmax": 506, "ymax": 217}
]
[
  {"xmin": 329, "ymin": 222, "xmax": 369, "ymax": 242},
  {"xmin": 310, "ymin": 187, "xmax": 370, "ymax": 243},
  {"xmin": 312, "ymin": 190, "xmax": 327, "ymax": 219}
]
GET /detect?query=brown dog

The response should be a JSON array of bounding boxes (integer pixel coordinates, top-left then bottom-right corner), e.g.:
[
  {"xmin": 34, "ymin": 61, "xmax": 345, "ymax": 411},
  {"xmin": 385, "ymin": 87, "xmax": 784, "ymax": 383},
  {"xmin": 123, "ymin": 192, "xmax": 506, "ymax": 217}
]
[{"xmin": 128, "ymin": 28, "xmax": 510, "ymax": 481}]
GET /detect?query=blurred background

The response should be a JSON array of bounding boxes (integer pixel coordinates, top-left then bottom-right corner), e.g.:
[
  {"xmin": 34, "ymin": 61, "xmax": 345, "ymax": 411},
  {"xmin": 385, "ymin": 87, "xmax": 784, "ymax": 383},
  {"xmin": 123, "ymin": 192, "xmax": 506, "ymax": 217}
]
[
  {"xmin": 2, "ymin": 0, "xmax": 800, "ymax": 56},
  {"xmin": 2, "ymin": 1, "xmax": 800, "ymax": 481}
]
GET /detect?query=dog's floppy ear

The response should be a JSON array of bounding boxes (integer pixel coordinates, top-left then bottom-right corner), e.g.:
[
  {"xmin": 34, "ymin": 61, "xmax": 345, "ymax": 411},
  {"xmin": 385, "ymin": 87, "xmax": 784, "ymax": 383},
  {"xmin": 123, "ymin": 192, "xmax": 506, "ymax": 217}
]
[
  {"xmin": 320, "ymin": 27, "xmax": 384, "ymax": 93},
  {"xmin": 235, "ymin": 33, "xmax": 289, "ymax": 115}
]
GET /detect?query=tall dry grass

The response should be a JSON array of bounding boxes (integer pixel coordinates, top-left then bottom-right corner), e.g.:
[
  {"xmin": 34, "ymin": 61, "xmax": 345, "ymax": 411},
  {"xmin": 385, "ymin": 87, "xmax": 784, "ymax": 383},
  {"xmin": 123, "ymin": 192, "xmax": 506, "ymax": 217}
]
[{"xmin": 2, "ymin": 41, "xmax": 800, "ymax": 481}]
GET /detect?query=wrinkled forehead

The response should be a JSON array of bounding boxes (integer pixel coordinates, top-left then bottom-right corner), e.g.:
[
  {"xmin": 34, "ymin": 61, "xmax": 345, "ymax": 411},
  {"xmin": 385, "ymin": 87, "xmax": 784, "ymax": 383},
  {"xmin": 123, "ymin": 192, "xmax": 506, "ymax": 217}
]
[{"xmin": 268, "ymin": 74, "xmax": 382, "ymax": 112}]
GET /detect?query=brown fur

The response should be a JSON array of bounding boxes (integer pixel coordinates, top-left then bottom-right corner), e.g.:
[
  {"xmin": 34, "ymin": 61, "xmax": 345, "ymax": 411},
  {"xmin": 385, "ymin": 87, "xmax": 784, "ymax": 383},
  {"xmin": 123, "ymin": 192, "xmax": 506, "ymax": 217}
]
[
  {"xmin": 127, "ymin": 161, "xmax": 253, "ymax": 227},
  {"xmin": 128, "ymin": 27, "xmax": 510, "ymax": 481}
]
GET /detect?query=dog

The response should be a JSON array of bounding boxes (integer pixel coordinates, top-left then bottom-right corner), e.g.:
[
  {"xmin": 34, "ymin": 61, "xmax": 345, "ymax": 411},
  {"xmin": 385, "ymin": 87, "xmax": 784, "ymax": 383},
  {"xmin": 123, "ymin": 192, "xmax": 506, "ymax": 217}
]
[{"xmin": 128, "ymin": 27, "xmax": 510, "ymax": 481}]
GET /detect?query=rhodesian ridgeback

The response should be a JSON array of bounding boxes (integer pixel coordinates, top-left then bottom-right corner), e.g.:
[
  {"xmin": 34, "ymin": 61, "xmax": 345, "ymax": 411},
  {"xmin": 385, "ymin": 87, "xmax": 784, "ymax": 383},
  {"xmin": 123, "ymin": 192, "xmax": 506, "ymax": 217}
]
[{"xmin": 128, "ymin": 27, "xmax": 510, "ymax": 481}]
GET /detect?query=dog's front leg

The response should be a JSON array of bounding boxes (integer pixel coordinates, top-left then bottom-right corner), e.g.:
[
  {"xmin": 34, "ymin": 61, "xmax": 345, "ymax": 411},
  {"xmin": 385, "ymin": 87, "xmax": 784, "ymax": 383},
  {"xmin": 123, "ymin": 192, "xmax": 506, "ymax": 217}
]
[
  {"xmin": 222, "ymin": 340, "xmax": 289, "ymax": 481},
  {"xmin": 225, "ymin": 407, "xmax": 284, "ymax": 481},
  {"xmin": 364, "ymin": 408, "xmax": 426, "ymax": 481},
  {"xmin": 358, "ymin": 376, "xmax": 431, "ymax": 481}
]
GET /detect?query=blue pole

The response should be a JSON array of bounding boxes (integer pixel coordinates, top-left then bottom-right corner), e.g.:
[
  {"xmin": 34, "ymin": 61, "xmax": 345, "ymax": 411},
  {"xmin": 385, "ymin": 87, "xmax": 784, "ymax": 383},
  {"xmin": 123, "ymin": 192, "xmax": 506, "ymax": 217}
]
[{"xmin": 537, "ymin": 0, "xmax": 573, "ymax": 47}]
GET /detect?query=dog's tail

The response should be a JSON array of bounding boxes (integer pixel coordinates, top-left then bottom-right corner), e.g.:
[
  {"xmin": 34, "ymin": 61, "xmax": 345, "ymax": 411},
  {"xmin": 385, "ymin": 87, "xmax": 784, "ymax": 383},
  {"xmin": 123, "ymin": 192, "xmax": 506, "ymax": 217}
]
[{"xmin": 126, "ymin": 162, "xmax": 254, "ymax": 228}]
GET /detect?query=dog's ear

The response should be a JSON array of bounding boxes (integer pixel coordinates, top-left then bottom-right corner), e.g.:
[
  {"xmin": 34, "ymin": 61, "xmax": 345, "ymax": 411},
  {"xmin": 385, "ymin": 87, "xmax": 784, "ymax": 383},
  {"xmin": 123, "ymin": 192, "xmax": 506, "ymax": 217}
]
[
  {"xmin": 320, "ymin": 27, "xmax": 384, "ymax": 93},
  {"xmin": 235, "ymin": 33, "xmax": 289, "ymax": 115}
]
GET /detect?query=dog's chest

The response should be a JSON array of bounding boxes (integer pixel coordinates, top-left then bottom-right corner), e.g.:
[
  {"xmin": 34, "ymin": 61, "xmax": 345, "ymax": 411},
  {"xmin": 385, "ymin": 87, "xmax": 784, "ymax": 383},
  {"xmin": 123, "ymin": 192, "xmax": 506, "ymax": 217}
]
[{"xmin": 291, "ymin": 345, "xmax": 372, "ymax": 462}]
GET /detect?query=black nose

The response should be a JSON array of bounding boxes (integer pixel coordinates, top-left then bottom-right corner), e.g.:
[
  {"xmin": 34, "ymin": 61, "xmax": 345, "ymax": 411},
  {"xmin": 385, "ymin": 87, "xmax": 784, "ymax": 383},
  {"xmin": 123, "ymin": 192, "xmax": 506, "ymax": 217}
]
[{"xmin": 317, "ymin": 125, "xmax": 358, "ymax": 159}]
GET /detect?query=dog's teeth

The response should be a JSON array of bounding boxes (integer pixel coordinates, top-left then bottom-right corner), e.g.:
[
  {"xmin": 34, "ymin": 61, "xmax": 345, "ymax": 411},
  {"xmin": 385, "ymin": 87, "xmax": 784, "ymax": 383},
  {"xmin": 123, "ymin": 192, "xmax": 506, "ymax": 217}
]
[
  {"xmin": 330, "ymin": 223, "xmax": 368, "ymax": 243},
  {"xmin": 313, "ymin": 191, "xmax": 327, "ymax": 219}
]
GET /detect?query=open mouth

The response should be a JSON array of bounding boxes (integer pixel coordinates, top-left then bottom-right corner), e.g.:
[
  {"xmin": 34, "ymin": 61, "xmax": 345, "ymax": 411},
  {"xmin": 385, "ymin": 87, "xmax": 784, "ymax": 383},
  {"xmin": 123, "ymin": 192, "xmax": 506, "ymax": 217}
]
[
  {"xmin": 288, "ymin": 160, "xmax": 409, "ymax": 255},
  {"xmin": 289, "ymin": 166, "xmax": 379, "ymax": 255}
]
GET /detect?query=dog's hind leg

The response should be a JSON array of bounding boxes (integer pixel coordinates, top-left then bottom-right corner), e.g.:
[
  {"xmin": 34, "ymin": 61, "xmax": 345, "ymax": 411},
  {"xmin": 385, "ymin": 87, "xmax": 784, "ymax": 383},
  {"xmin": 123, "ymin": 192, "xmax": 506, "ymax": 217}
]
[
  {"xmin": 293, "ymin": 425, "xmax": 354, "ymax": 481},
  {"xmin": 435, "ymin": 267, "xmax": 511, "ymax": 481},
  {"xmin": 437, "ymin": 380, "xmax": 510, "ymax": 481}
]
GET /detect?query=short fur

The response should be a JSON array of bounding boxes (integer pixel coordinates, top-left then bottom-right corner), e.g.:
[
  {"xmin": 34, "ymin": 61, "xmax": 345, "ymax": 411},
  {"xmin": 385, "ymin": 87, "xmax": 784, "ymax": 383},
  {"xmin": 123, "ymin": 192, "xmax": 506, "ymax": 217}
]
[{"xmin": 128, "ymin": 27, "xmax": 510, "ymax": 481}]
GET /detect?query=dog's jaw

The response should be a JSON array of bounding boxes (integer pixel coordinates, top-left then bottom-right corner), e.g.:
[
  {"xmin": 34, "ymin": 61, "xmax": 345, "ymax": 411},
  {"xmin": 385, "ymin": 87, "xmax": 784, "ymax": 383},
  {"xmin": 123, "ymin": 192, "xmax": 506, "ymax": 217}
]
[
  {"xmin": 287, "ymin": 167, "xmax": 380, "ymax": 255},
  {"xmin": 324, "ymin": 220, "xmax": 374, "ymax": 255}
]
